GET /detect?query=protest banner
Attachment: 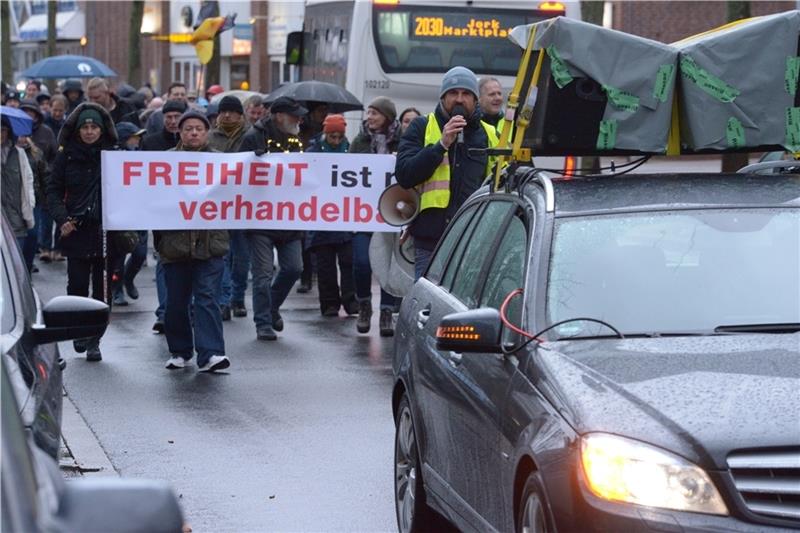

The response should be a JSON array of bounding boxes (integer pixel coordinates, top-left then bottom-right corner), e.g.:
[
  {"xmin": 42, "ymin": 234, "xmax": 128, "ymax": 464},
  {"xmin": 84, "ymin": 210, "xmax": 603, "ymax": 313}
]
[{"xmin": 101, "ymin": 151, "xmax": 399, "ymax": 231}]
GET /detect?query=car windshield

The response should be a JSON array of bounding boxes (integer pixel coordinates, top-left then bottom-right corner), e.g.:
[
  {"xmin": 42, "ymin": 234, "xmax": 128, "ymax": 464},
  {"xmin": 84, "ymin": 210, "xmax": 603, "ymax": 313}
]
[{"xmin": 547, "ymin": 208, "xmax": 800, "ymax": 338}]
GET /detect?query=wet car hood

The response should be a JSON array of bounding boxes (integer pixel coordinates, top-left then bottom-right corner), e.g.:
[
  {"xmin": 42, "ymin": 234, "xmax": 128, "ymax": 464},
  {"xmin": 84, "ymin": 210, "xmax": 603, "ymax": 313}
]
[{"xmin": 534, "ymin": 334, "xmax": 800, "ymax": 469}]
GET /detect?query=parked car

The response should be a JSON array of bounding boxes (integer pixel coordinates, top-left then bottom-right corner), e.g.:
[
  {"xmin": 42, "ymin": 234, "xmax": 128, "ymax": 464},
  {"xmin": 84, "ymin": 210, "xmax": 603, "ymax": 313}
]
[
  {"xmin": 392, "ymin": 171, "xmax": 800, "ymax": 532},
  {"xmin": 1, "ymin": 354, "xmax": 184, "ymax": 533},
  {"xmin": 1, "ymin": 214, "xmax": 109, "ymax": 458}
]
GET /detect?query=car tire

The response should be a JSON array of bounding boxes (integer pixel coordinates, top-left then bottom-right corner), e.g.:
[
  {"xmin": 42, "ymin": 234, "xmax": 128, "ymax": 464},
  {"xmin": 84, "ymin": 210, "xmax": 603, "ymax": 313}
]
[
  {"xmin": 516, "ymin": 471, "xmax": 553, "ymax": 533},
  {"xmin": 395, "ymin": 394, "xmax": 435, "ymax": 533}
]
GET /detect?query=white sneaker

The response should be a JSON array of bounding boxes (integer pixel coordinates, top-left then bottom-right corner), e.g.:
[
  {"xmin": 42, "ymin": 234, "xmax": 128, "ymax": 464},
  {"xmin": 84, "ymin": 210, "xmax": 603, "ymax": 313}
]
[
  {"xmin": 165, "ymin": 356, "xmax": 187, "ymax": 369},
  {"xmin": 198, "ymin": 355, "xmax": 230, "ymax": 373}
]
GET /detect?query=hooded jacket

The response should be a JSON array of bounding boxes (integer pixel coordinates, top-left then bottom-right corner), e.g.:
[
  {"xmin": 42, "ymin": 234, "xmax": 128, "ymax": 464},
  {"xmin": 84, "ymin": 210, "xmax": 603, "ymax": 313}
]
[
  {"xmin": 240, "ymin": 117, "xmax": 304, "ymax": 241},
  {"xmin": 46, "ymin": 102, "xmax": 118, "ymax": 258},
  {"xmin": 395, "ymin": 102, "xmax": 493, "ymax": 250},
  {"xmin": 108, "ymin": 93, "xmax": 141, "ymax": 127}
]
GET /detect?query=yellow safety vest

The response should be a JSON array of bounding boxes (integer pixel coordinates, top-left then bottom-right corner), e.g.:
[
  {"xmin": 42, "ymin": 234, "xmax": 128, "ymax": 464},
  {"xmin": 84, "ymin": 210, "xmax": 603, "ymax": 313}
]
[{"xmin": 419, "ymin": 113, "xmax": 499, "ymax": 212}]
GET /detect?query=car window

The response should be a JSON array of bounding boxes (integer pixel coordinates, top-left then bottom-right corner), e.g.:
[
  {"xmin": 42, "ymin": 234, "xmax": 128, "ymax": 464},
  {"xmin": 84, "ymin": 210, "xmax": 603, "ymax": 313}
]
[
  {"xmin": 448, "ymin": 201, "xmax": 515, "ymax": 308},
  {"xmin": 480, "ymin": 214, "xmax": 527, "ymax": 317},
  {"xmin": 426, "ymin": 204, "xmax": 480, "ymax": 284},
  {"xmin": 547, "ymin": 208, "xmax": 800, "ymax": 336},
  {"xmin": 1, "ymin": 252, "xmax": 15, "ymax": 335}
]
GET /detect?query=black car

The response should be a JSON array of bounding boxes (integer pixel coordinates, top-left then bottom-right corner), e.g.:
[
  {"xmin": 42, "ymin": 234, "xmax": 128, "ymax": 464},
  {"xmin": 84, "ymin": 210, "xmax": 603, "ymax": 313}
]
[
  {"xmin": 392, "ymin": 171, "xmax": 800, "ymax": 532},
  {"xmin": 1, "ymin": 215, "xmax": 108, "ymax": 458}
]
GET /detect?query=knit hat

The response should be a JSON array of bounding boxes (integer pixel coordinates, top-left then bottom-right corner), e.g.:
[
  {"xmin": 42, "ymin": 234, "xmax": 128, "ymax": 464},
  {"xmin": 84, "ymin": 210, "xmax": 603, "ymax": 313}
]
[
  {"xmin": 4, "ymin": 90, "xmax": 20, "ymax": 103},
  {"xmin": 77, "ymin": 108, "xmax": 104, "ymax": 131},
  {"xmin": 218, "ymin": 95, "xmax": 244, "ymax": 115},
  {"xmin": 19, "ymin": 99, "xmax": 43, "ymax": 121},
  {"xmin": 440, "ymin": 66, "xmax": 479, "ymax": 99},
  {"xmin": 162, "ymin": 99, "xmax": 188, "ymax": 115},
  {"xmin": 206, "ymin": 101, "xmax": 220, "ymax": 119},
  {"xmin": 323, "ymin": 114, "xmax": 346, "ymax": 134},
  {"xmin": 62, "ymin": 78, "xmax": 83, "ymax": 95},
  {"xmin": 178, "ymin": 109, "xmax": 210, "ymax": 130},
  {"xmin": 368, "ymin": 96, "xmax": 397, "ymax": 122}
]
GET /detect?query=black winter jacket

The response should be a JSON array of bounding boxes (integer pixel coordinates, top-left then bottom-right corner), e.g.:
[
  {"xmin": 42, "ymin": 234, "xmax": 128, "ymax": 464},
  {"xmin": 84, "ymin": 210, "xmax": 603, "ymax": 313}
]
[
  {"xmin": 395, "ymin": 104, "xmax": 492, "ymax": 250},
  {"xmin": 47, "ymin": 102, "xmax": 118, "ymax": 258},
  {"xmin": 141, "ymin": 128, "xmax": 180, "ymax": 151},
  {"xmin": 109, "ymin": 94, "xmax": 141, "ymax": 127},
  {"xmin": 240, "ymin": 118, "xmax": 304, "ymax": 241}
]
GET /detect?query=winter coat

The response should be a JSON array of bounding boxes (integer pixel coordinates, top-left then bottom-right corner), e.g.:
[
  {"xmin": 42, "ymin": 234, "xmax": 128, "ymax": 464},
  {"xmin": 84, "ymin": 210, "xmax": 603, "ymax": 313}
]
[
  {"xmin": 208, "ymin": 124, "xmax": 247, "ymax": 153},
  {"xmin": 30, "ymin": 122, "xmax": 57, "ymax": 164},
  {"xmin": 240, "ymin": 117, "xmax": 304, "ymax": 241},
  {"xmin": 1, "ymin": 145, "xmax": 36, "ymax": 237},
  {"xmin": 305, "ymin": 137, "xmax": 352, "ymax": 249},
  {"xmin": 109, "ymin": 94, "xmax": 141, "ymax": 127},
  {"xmin": 44, "ymin": 115, "xmax": 65, "ymax": 139},
  {"xmin": 395, "ymin": 103, "xmax": 493, "ymax": 250},
  {"xmin": 154, "ymin": 144, "xmax": 230, "ymax": 264},
  {"xmin": 46, "ymin": 102, "xmax": 118, "ymax": 258},
  {"xmin": 141, "ymin": 128, "xmax": 180, "ymax": 151}
]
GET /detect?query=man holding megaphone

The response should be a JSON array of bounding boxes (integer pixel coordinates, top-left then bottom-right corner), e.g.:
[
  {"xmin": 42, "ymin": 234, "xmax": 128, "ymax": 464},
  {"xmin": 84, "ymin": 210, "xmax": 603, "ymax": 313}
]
[{"xmin": 395, "ymin": 66, "xmax": 499, "ymax": 279}]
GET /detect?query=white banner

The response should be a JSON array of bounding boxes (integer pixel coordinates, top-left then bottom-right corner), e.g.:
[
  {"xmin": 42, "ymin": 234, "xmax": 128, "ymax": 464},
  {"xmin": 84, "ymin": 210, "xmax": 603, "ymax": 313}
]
[{"xmin": 101, "ymin": 151, "xmax": 399, "ymax": 231}]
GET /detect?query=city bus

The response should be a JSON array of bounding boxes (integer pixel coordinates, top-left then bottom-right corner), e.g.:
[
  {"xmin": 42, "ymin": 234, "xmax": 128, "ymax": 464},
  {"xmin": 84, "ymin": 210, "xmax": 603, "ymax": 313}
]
[{"xmin": 287, "ymin": 0, "xmax": 581, "ymax": 148}]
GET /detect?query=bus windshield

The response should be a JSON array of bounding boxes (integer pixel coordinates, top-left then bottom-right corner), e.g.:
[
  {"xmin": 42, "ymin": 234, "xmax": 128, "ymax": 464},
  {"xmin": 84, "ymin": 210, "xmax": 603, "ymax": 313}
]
[{"xmin": 373, "ymin": 5, "xmax": 554, "ymax": 76}]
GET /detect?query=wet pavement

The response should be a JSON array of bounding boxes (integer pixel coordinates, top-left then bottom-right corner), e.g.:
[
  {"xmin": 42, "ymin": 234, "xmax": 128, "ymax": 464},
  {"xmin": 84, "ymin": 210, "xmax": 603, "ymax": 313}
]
[{"xmin": 35, "ymin": 255, "xmax": 398, "ymax": 532}]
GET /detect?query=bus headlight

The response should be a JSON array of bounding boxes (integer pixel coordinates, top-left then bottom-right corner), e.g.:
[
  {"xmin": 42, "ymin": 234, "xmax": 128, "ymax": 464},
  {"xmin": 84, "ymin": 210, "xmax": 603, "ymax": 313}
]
[{"xmin": 580, "ymin": 433, "xmax": 728, "ymax": 515}]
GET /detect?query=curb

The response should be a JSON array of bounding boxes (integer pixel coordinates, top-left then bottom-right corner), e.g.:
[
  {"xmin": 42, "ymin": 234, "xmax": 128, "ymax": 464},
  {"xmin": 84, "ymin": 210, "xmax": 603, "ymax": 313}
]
[{"xmin": 60, "ymin": 391, "xmax": 118, "ymax": 478}]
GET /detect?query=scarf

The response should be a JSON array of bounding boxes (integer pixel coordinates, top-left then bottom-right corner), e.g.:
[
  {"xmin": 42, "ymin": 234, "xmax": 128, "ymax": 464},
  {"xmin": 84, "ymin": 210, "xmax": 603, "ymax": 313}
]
[
  {"xmin": 218, "ymin": 119, "xmax": 245, "ymax": 151},
  {"xmin": 369, "ymin": 120, "xmax": 400, "ymax": 154}
]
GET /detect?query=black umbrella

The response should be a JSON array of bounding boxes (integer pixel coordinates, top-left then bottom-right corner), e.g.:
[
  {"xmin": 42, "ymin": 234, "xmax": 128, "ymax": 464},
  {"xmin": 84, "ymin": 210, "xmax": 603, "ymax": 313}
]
[{"xmin": 264, "ymin": 81, "xmax": 363, "ymax": 112}]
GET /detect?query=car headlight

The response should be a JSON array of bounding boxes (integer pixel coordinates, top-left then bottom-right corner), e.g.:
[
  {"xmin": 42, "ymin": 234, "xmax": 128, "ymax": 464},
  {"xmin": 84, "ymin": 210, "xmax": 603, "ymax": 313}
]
[{"xmin": 580, "ymin": 433, "xmax": 728, "ymax": 515}]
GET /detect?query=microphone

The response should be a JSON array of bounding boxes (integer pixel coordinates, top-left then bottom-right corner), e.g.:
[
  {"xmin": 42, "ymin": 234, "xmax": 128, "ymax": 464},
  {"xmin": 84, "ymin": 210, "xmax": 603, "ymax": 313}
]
[{"xmin": 452, "ymin": 104, "xmax": 466, "ymax": 144}]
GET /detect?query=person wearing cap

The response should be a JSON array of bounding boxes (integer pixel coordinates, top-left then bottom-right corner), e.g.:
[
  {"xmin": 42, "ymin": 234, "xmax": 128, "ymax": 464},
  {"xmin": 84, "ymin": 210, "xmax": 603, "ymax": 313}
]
[
  {"xmin": 347, "ymin": 97, "xmax": 402, "ymax": 336},
  {"xmin": 109, "ymin": 122, "xmax": 147, "ymax": 308},
  {"xmin": 19, "ymin": 99, "xmax": 57, "ymax": 164},
  {"xmin": 208, "ymin": 95, "xmax": 251, "ymax": 321},
  {"xmin": 36, "ymin": 92, "xmax": 51, "ymax": 116},
  {"xmin": 155, "ymin": 110, "xmax": 230, "ymax": 373},
  {"xmin": 145, "ymin": 82, "xmax": 188, "ymax": 135},
  {"xmin": 305, "ymin": 114, "xmax": 357, "ymax": 318},
  {"xmin": 205, "ymin": 84, "xmax": 225, "ymax": 102},
  {"xmin": 62, "ymin": 78, "xmax": 85, "ymax": 115},
  {"xmin": 87, "ymin": 78, "xmax": 141, "ymax": 127},
  {"xmin": 3, "ymin": 90, "xmax": 21, "ymax": 108},
  {"xmin": 240, "ymin": 96, "xmax": 307, "ymax": 341},
  {"xmin": 396, "ymin": 66, "xmax": 500, "ymax": 279},
  {"xmin": 46, "ymin": 102, "xmax": 119, "ymax": 362}
]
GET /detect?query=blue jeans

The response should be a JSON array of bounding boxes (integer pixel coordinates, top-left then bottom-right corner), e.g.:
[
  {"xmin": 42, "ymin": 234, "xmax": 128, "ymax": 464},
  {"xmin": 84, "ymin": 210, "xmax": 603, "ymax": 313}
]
[
  {"xmin": 218, "ymin": 230, "xmax": 250, "ymax": 306},
  {"xmin": 155, "ymin": 258, "xmax": 167, "ymax": 320},
  {"xmin": 415, "ymin": 246, "xmax": 435, "ymax": 280},
  {"xmin": 247, "ymin": 233, "xmax": 302, "ymax": 330},
  {"xmin": 124, "ymin": 230, "xmax": 148, "ymax": 284},
  {"xmin": 352, "ymin": 232, "xmax": 396, "ymax": 310},
  {"xmin": 163, "ymin": 257, "xmax": 225, "ymax": 366}
]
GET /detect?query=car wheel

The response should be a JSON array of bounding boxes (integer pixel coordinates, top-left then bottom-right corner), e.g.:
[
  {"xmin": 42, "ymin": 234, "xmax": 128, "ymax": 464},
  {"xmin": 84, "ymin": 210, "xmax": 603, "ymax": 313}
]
[
  {"xmin": 395, "ymin": 394, "xmax": 434, "ymax": 533},
  {"xmin": 517, "ymin": 472, "xmax": 552, "ymax": 533}
]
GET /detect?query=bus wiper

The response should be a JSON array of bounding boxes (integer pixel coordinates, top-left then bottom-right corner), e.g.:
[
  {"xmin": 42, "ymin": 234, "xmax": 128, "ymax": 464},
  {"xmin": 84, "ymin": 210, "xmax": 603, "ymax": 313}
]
[{"xmin": 714, "ymin": 323, "xmax": 800, "ymax": 334}]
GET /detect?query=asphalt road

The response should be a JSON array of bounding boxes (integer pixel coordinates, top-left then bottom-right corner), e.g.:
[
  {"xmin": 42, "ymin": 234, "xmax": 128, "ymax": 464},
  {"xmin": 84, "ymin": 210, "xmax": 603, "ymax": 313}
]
[{"xmin": 35, "ymin": 256, "xmax": 401, "ymax": 532}]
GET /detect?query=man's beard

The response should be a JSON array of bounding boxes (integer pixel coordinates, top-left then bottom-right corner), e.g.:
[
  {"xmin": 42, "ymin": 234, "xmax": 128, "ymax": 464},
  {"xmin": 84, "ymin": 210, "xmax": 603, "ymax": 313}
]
[{"xmin": 277, "ymin": 116, "xmax": 300, "ymax": 136}]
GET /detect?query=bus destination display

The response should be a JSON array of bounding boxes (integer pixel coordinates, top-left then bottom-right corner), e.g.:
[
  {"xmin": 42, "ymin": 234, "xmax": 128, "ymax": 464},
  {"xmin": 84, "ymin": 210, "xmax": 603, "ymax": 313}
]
[{"xmin": 410, "ymin": 13, "xmax": 519, "ymax": 40}]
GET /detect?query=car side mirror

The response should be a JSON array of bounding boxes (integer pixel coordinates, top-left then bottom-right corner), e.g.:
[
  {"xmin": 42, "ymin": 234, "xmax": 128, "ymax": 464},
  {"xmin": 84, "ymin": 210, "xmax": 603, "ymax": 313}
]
[
  {"xmin": 436, "ymin": 308, "xmax": 503, "ymax": 354},
  {"xmin": 32, "ymin": 295, "xmax": 109, "ymax": 345},
  {"xmin": 56, "ymin": 478, "xmax": 184, "ymax": 533}
]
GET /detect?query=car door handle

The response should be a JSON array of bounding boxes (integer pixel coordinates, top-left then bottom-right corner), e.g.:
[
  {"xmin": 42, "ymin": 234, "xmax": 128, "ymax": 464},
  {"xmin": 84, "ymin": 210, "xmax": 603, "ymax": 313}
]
[
  {"xmin": 448, "ymin": 351, "xmax": 463, "ymax": 366},
  {"xmin": 416, "ymin": 307, "xmax": 430, "ymax": 329}
]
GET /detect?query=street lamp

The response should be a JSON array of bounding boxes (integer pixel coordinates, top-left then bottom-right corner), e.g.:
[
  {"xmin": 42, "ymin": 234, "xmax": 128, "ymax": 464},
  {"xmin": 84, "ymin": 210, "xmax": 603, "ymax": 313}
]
[{"xmin": 80, "ymin": 35, "xmax": 87, "ymax": 56}]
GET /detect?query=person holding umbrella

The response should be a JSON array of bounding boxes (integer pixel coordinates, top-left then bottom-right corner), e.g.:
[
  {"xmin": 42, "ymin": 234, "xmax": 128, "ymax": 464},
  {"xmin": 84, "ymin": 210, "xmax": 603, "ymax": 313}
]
[
  {"xmin": 1, "ymin": 115, "xmax": 37, "ymax": 271},
  {"xmin": 46, "ymin": 102, "xmax": 118, "ymax": 362}
]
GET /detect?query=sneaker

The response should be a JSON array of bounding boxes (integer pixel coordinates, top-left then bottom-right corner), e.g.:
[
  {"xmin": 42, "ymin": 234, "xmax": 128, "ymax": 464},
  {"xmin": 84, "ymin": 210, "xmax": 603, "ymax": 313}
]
[
  {"xmin": 356, "ymin": 300, "xmax": 372, "ymax": 334},
  {"xmin": 257, "ymin": 326, "xmax": 277, "ymax": 341},
  {"xmin": 297, "ymin": 281, "xmax": 312, "ymax": 293},
  {"xmin": 272, "ymin": 311, "xmax": 284, "ymax": 332},
  {"xmin": 86, "ymin": 346, "xmax": 102, "ymax": 362},
  {"xmin": 73, "ymin": 338, "xmax": 88, "ymax": 353},
  {"xmin": 113, "ymin": 290, "xmax": 128, "ymax": 306},
  {"xmin": 220, "ymin": 304, "xmax": 232, "ymax": 321},
  {"xmin": 231, "ymin": 302, "xmax": 247, "ymax": 317},
  {"xmin": 379, "ymin": 308, "xmax": 394, "ymax": 337},
  {"xmin": 198, "ymin": 355, "xmax": 230, "ymax": 373},
  {"xmin": 165, "ymin": 356, "xmax": 187, "ymax": 369},
  {"xmin": 124, "ymin": 279, "xmax": 139, "ymax": 300},
  {"xmin": 344, "ymin": 301, "xmax": 359, "ymax": 316},
  {"xmin": 152, "ymin": 319, "xmax": 165, "ymax": 334},
  {"xmin": 322, "ymin": 306, "xmax": 339, "ymax": 317}
]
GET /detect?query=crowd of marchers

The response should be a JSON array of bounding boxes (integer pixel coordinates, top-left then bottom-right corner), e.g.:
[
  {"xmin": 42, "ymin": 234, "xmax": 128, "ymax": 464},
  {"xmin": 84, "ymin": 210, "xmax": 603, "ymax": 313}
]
[{"xmin": 1, "ymin": 67, "xmax": 506, "ymax": 373}]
